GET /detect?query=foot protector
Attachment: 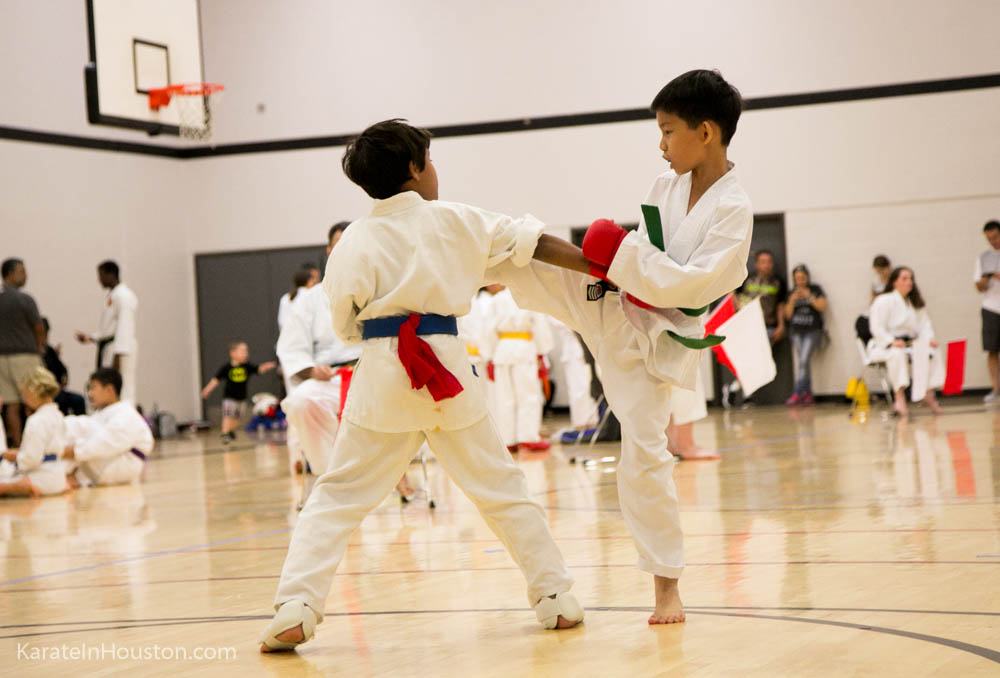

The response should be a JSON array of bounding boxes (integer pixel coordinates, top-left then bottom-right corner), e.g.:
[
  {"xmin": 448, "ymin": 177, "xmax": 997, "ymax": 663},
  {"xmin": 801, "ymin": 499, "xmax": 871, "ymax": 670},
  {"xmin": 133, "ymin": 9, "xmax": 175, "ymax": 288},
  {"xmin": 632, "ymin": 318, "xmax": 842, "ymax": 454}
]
[
  {"xmin": 534, "ymin": 591, "xmax": 584, "ymax": 629},
  {"xmin": 260, "ymin": 600, "xmax": 319, "ymax": 651}
]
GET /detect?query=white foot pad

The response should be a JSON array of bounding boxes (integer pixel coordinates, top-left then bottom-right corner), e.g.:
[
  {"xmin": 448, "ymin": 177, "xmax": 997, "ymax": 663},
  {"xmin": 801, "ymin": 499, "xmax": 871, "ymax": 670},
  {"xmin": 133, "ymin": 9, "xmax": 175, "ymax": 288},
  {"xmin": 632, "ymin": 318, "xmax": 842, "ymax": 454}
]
[
  {"xmin": 260, "ymin": 600, "xmax": 318, "ymax": 650},
  {"xmin": 534, "ymin": 592, "xmax": 584, "ymax": 629}
]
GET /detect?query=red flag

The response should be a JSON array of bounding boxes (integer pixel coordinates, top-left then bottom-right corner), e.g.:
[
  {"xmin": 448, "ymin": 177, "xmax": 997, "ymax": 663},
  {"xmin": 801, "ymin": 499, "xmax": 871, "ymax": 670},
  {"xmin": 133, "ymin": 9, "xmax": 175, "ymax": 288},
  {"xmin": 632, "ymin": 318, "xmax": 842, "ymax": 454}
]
[
  {"xmin": 942, "ymin": 340, "xmax": 966, "ymax": 396},
  {"xmin": 705, "ymin": 294, "xmax": 736, "ymax": 375}
]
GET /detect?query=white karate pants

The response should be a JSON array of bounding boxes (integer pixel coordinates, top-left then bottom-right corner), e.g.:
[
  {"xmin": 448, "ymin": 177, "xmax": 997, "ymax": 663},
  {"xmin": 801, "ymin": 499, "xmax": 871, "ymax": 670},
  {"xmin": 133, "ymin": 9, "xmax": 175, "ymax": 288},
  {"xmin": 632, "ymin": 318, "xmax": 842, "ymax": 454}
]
[
  {"xmin": 495, "ymin": 261, "xmax": 685, "ymax": 578},
  {"xmin": 274, "ymin": 416, "xmax": 574, "ymax": 616},
  {"xmin": 869, "ymin": 344, "xmax": 945, "ymax": 399},
  {"xmin": 118, "ymin": 353, "xmax": 137, "ymax": 406},
  {"xmin": 492, "ymin": 362, "xmax": 544, "ymax": 446},
  {"xmin": 281, "ymin": 377, "xmax": 343, "ymax": 475},
  {"xmin": 670, "ymin": 375, "xmax": 707, "ymax": 426},
  {"xmin": 76, "ymin": 452, "xmax": 143, "ymax": 486},
  {"xmin": 561, "ymin": 348, "xmax": 597, "ymax": 428}
]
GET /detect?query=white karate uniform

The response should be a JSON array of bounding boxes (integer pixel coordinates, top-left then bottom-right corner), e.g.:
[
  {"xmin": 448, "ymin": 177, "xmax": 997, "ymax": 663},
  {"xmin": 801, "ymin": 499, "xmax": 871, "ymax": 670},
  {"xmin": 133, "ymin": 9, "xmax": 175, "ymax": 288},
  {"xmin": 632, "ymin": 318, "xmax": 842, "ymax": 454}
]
[
  {"xmin": 481, "ymin": 289, "xmax": 553, "ymax": 446},
  {"xmin": 550, "ymin": 318, "xmax": 597, "ymax": 428},
  {"xmin": 274, "ymin": 191, "xmax": 573, "ymax": 617},
  {"xmin": 868, "ymin": 291, "xmax": 945, "ymax": 399},
  {"xmin": 277, "ymin": 287, "xmax": 308, "ymax": 330},
  {"xmin": 7, "ymin": 403, "xmax": 67, "ymax": 495},
  {"xmin": 276, "ymin": 285, "xmax": 362, "ymax": 474},
  {"xmin": 65, "ymin": 401, "xmax": 151, "ymax": 486},
  {"xmin": 457, "ymin": 290, "xmax": 493, "ymax": 410},
  {"xmin": 492, "ymin": 167, "xmax": 752, "ymax": 578},
  {"xmin": 96, "ymin": 283, "xmax": 139, "ymax": 405}
]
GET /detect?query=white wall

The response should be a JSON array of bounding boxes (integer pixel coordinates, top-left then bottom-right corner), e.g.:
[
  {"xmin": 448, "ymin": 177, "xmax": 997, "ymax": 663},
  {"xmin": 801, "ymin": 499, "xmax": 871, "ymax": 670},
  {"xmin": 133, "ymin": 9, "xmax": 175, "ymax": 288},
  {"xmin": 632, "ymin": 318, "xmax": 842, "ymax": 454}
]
[{"xmin": 2, "ymin": 0, "xmax": 999, "ymax": 422}]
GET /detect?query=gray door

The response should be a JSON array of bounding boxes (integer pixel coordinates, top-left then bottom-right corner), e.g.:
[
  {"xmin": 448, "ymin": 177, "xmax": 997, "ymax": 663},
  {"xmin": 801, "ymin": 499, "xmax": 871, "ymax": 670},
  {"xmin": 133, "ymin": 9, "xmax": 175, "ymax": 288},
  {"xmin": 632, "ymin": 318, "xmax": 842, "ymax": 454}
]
[{"xmin": 195, "ymin": 245, "xmax": 327, "ymax": 424}]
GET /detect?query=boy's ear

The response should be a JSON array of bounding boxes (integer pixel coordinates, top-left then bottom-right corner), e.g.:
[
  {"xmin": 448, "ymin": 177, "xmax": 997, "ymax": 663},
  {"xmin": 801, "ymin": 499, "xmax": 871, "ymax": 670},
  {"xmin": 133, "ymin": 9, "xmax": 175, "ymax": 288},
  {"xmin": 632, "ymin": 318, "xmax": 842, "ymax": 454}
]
[
  {"xmin": 700, "ymin": 120, "xmax": 715, "ymax": 145},
  {"xmin": 408, "ymin": 161, "xmax": 421, "ymax": 181}
]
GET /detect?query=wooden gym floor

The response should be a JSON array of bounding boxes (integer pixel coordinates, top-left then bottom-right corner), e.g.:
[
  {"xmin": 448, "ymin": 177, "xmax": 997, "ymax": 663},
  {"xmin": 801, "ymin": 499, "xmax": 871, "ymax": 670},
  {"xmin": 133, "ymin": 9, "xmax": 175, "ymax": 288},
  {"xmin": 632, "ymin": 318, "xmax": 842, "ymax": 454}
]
[{"xmin": 1, "ymin": 399, "xmax": 998, "ymax": 676}]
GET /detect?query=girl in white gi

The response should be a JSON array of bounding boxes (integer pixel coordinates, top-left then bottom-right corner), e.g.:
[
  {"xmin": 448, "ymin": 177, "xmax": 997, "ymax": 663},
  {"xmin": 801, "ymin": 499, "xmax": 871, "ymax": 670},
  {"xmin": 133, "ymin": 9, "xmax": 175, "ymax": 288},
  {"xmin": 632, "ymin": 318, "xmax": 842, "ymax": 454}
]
[
  {"xmin": 62, "ymin": 368, "xmax": 152, "ymax": 487},
  {"xmin": 493, "ymin": 70, "xmax": 752, "ymax": 624},
  {"xmin": 74, "ymin": 261, "xmax": 139, "ymax": 405},
  {"xmin": 0, "ymin": 367, "xmax": 67, "ymax": 497},
  {"xmin": 481, "ymin": 286, "xmax": 554, "ymax": 451},
  {"xmin": 868, "ymin": 267, "xmax": 944, "ymax": 418},
  {"xmin": 260, "ymin": 119, "xmax": 589, "ymax": 652}
]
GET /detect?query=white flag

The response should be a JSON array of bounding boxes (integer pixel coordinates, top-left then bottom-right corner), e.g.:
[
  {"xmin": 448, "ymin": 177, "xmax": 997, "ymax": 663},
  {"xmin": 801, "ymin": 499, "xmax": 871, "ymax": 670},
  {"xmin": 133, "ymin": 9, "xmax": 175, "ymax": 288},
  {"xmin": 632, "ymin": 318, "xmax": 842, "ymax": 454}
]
[{"xmin": 717, "ymin": 297, "xmax": 776, "ymax": 396}]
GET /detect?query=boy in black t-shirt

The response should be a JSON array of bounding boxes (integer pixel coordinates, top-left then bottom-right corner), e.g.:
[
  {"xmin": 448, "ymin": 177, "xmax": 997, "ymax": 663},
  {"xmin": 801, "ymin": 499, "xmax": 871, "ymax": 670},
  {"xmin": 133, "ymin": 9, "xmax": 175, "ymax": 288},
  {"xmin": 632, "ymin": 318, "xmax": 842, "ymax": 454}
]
[{"xmin": 201, "ymin": 341, "xmax": 276, "ymax": 442}]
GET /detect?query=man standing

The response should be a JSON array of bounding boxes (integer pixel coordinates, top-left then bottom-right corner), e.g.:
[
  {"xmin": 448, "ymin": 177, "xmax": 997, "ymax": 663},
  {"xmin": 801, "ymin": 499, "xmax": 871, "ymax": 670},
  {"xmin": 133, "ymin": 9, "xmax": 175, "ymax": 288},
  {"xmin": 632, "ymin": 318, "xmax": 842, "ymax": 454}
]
[
  {"xmin": 74, "ymin": 261, "xmax": 139, "ymax": 405},
  {"xmin": 0, "ymin": 258, "xmax": 45, "ymax": 447},
  {"xmin": 976, "ymin": 220, "xmax": 1000, "ymax": 403},
  {"xmin": 738, "ymin": 250, "xmax": 787, "ymax": 344}
]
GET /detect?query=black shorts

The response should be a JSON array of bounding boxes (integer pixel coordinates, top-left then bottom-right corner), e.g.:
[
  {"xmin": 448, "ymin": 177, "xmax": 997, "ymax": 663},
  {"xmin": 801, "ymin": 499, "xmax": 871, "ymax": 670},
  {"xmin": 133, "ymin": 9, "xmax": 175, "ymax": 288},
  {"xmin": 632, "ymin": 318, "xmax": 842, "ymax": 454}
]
[{"xmin": 984, "ymin": 308, "xmax": 1000, "ymax": 353}]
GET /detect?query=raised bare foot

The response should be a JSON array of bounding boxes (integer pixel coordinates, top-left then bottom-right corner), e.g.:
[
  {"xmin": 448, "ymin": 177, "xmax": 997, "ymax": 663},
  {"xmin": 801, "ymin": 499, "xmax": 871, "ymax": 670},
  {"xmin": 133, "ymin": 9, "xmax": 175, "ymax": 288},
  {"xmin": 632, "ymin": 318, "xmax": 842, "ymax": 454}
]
[
  {"xmin": 649, "ymin": 576, "xmax": 685, "ymax": 625},
  {"xmin": 260, "ymin": 624, "xmax": 304, "ymax": 653}
]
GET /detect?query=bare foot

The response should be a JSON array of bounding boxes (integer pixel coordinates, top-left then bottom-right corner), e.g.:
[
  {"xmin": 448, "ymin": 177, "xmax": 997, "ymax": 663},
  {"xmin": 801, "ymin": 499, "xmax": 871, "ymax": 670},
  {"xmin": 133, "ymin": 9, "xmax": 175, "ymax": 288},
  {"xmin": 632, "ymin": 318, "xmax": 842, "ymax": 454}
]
[
  {"xmin": 555, "ymin": 615, "xmax": 579, "ymax": 629},
  {"xmin": 66, "ymin": 474, "xmax": 80, "ymax": 490},
  {"xmin": 924, "ymin": 395, "xmax": 942, "ymax": 416},
  {"xmin": 649, "ymin": 576, "xmax": 685, "ymax": 625},
  {"xmin": 672, "ymin": 444, "xmax": 720, "ymax": 461},
  {"xmin": 260, "ymin": 624, "xmax": 304, "ymax": 653},
  {"xmin": 395, "ymin": 475, "xmax": 415, "ymax": 499},
  {"xmin": 893, "ymin": 394, "xmax": 908, "ymax": 418}
]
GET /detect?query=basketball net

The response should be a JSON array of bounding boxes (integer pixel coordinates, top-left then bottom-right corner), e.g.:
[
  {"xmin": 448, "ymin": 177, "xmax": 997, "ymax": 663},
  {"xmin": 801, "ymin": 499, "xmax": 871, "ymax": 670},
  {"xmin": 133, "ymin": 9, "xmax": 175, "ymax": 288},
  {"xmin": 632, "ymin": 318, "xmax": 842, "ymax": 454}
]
[{"xmin": 148, "ymin": 83, "xmax": 224, "ymax": 141}]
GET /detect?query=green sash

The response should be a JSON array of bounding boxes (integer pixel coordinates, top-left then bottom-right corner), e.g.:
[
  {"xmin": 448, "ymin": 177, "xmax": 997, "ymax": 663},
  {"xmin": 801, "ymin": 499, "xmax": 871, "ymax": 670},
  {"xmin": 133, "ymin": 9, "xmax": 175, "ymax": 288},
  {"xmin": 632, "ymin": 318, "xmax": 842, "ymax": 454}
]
[{"xmin": 641, "ymin": 204, "xmax": 724, "ymax": 350}]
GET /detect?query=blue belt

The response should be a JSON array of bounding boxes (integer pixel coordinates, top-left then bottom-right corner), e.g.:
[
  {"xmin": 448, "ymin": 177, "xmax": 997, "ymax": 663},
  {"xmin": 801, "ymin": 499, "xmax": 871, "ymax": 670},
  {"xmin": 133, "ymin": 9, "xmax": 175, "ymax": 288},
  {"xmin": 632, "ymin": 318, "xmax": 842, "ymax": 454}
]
[
  {"xmin": 131, "ymin": 448, "xmax": 147, "ymax": 461},
  {"xmin": 43, "ymin": 454, "xmax": 58, "ymax": 463},
  {"xmin": 361, "ymin": 314, "xmax": 458, "ymax": 340}
]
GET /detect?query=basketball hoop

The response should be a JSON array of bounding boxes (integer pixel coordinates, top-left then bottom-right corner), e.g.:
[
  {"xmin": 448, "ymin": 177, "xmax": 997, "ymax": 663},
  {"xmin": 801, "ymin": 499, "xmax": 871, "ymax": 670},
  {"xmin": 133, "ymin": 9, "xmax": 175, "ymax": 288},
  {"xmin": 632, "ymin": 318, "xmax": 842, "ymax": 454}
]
[{"xmin": 147, "ymin": 82, "xmax": 224, "ymax": 141}]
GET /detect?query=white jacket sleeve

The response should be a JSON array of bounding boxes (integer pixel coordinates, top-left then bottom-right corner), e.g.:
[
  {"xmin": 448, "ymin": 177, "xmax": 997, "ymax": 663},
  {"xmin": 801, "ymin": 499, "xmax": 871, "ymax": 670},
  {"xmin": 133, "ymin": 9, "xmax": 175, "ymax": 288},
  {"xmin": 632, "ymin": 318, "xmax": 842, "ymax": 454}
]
[
  {"xmin": 868, "ymin": 295, "xmax": 895, "ymax": 349},
  {"xmin": 74, "ymin": 416, "xmax": 140, "ymax": 462},
  {"xmin": 112, "ymin": 294, "xmax": 137, "ymax": 355},
  {"xmin": 276, "ymin": 304, "xmax": 317, "ymax": 378},
  {"xmin": 15, "ymin": 416, "xmax": 46, "ymax": 472},
  {"xmin": 917, "ymin": 308, "xmax": 936, "ymax": 342},
  {"xmin": 606, "ymin": 201, "xmax": 753, "ymax": 309}
]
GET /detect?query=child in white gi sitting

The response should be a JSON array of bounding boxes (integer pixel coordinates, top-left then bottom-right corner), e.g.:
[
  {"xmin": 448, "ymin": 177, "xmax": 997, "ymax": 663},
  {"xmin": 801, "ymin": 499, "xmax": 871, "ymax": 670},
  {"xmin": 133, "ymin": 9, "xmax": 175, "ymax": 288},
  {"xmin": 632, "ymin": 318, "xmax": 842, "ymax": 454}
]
[
  {"xmin": 260, "ymin": 119, "xmax": 592, "ymax": 652},
  {"xmin": 0, "ymin": 367, "xmax": 68, "ymax": 497},
  {"xmin": 63, "ymin": 368, "xmax": 153, "ymax": 487}
]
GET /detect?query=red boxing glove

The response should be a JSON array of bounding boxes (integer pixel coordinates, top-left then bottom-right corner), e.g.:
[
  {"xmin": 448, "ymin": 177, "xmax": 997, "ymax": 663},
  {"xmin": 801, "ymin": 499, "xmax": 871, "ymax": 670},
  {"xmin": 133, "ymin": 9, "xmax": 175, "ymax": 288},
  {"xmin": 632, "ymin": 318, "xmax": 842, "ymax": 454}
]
[{"xmin": 582, "ymin": 218, "xmax": 628, "ymax": 278}]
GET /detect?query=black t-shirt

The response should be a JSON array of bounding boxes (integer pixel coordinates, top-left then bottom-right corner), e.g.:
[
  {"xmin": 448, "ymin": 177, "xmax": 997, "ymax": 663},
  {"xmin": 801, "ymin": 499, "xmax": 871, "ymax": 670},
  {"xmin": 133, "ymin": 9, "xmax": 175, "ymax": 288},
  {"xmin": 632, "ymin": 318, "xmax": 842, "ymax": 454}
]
[
  {"xmin": 44, "ymin": 345, "xmax": 68, "ymax": 386},
  {"xmin": 738, "ymin": 275, "xmax": 787, "ymax": 328},
  {"xmin": 215, "ymin": 362, "xmax": 260, "ymax": 401},
  {"xmin": 789, "ymin": 284, "xmax": 825, "ymax": 332}
]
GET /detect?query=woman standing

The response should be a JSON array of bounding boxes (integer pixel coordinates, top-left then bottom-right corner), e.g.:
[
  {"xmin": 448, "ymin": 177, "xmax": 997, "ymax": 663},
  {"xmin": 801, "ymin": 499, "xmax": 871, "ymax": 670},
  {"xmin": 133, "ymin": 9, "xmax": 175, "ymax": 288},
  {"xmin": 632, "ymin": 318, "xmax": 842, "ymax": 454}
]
[{"xmin": 785, "ymin": 265, "xmax": 827, "ymax": 405}]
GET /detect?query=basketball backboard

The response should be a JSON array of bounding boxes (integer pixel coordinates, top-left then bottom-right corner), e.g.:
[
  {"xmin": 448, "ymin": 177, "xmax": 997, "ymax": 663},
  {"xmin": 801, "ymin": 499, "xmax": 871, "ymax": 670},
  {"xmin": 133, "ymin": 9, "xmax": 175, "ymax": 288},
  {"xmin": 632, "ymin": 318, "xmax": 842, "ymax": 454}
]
[{"xmin": 84, "ymin": 0, "xmax": 205, "ymax": 137}]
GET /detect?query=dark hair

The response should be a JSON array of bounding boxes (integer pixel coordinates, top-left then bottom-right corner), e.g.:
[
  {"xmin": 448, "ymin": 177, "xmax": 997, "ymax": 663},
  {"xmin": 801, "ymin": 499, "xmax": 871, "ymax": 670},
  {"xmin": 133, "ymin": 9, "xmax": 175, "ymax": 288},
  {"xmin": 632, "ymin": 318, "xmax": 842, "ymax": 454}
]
[
  {"xmin": 42, "ymin": 317, "xmax": 50, "ymax": 332},
  {"xmin": 341, "ymin": 119, "xmax": 432, "ymax": 199},
  {"xmin": 755, "ymin": 249, "xmax": 774, "ymax": 261},
  {"xmin": 328, "ymin": 221, "xmax": 350, "ymax": 245},
  {"xmin": 650, "ymin": 70, "xmax": 743, "ymax": 146},
  {"xmin": 791, "ymin": 264, "xmax": 811, "ymax": 284},
  {"xmin": 97, "ymin": 260, "xmax": 120, "ymax": 277},
  {"xmin": 289, "ymin": 267, "xmax": 312, "ymax": 301},
  {"xmin": 89, "ymin": 367, "xmax": 122, "ymax": 396},
  {"xmin": 872, "ymin": 255, "xmax": 890, "ymax": 268},
  {"xmin": 885, "ymin": 266, "xmax": 925, "ymax": 309},
  {"xmin": 1, "ymin": 258, "xmax": 23, "ymax": 278},
  {"xmin": 985, "ymin": 220, "xmax": 1000, "ymax": 233}
]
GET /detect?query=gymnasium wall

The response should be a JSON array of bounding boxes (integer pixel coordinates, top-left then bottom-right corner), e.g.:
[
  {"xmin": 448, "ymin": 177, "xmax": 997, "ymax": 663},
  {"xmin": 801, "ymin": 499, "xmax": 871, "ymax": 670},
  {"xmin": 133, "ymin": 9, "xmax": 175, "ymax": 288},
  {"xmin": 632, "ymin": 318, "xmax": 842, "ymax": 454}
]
[{"xmin": 2, "ymin": 0, "xmax": 999, "ymax": 419}]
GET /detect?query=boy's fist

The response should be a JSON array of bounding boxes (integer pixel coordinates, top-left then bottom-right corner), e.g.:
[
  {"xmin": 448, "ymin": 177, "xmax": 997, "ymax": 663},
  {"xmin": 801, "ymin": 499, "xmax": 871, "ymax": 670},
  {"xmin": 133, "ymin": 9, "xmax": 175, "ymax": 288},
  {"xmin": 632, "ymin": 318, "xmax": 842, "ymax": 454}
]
[{"xmin": 582, "ymin": 218, "xmax": 628, "ymax": 280}]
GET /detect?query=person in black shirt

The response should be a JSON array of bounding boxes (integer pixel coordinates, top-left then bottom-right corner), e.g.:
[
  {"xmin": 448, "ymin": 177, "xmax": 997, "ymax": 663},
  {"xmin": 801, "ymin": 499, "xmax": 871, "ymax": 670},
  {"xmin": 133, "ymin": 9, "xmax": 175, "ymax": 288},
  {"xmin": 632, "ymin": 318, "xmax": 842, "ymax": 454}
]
[
  {"xmin": 201, "ymin": 341, "xmax": 276, "ymax": 443},
  {"xmin": 784, "ymin": 265, "xmax": 827, "ymax": 405},
  {"xmin": 40, "ymin": 318, "xmax": 86, "ymax": 415}
]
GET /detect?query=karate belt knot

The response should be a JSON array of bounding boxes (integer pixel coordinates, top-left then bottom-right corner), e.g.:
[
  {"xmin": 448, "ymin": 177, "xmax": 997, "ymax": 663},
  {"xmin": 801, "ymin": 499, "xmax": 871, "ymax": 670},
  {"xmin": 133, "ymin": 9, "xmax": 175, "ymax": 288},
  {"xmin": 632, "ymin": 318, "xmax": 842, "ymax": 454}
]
[{"xmin": 362, "ymin": 313, "xmax": 463, "ymax": 402}]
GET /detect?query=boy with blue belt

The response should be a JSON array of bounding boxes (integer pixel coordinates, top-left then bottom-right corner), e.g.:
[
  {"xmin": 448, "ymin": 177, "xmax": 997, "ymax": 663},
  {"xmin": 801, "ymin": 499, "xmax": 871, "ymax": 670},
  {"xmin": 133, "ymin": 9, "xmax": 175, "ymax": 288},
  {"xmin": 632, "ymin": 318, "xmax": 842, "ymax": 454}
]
[
  {"xmin": 260, "ymin": 119, "xmax": 589, "ymax": 651},
  {"xmin": 492, "ymin": 70, "xmax": 754, "ymax": 624}
]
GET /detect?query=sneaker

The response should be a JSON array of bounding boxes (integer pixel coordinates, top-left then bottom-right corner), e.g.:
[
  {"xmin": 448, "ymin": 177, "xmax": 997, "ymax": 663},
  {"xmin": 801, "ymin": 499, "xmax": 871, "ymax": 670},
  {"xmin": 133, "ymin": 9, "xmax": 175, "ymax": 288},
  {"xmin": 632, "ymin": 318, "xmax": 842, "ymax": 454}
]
[
  {"xmin": 785, "ymin": 393, "xmax": 801, "ymax": 406},
  {"xmin": 984, "ymin": 390, "xmax": 999, "ymax": 404},
  {"xmin": 802, "ymin": 393, "xmax": 814, "ymax": 406}
]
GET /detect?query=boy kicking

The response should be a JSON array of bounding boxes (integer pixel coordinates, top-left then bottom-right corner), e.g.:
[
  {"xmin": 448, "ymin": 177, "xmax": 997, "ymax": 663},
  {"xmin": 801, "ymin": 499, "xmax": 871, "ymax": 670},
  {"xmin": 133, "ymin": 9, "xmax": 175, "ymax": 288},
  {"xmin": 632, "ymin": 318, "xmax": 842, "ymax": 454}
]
[
  {"xmin": 260, "ymin": 120, "xmax": 590, "ymax": 651},
  {"xmin": 492, "ymin": 70, "xmax": 753, "ymax": 624}
]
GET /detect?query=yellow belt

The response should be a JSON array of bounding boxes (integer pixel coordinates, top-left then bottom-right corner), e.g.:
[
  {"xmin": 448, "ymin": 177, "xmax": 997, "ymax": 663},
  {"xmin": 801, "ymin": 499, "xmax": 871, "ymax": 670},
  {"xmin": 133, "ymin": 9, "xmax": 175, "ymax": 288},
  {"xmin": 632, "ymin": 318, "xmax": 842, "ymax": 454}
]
[
  {"xmin": 466, "ymin": 345, "xmax": 480, "ymax": 356},
  {"xmin": 498, "ymin": 332, "xmax": 533, "ymax": 340}
]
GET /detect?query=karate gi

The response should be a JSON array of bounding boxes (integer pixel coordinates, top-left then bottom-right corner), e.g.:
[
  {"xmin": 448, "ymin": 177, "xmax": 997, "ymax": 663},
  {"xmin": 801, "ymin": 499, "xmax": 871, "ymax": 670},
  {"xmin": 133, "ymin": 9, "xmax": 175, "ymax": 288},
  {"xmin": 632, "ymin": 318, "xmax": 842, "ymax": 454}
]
[
  {"xmin": 493, "ymin": 167, "xmax": 752, "ymax": 578},
  {"xmin": 868, "ymin": 291, "xmax": 945, "ymax": 400},
  {"xmin": 481, "ymin": 289, "xmax": 554, "ymax": 446},
  {"xmin": 276, "ymin": 285, "xmax": 362, "ymax": 474},
  {"xmin": 6, "ymin": 403, "xmax": 67, "ymax": 495},
  {"xmin": 550, "ymin": 318, "xmax": 597, "ymax": 429},
  {"xmin": 274, "ymin": 192, "xmax": 574, "ymax": 619},
  {"xmin": 65, "ymin": 401, "xmax": 152, "ymax": 486},
  {"xmin": 94, "ymin": 283, "xmax": 139, "ymax": 405}
]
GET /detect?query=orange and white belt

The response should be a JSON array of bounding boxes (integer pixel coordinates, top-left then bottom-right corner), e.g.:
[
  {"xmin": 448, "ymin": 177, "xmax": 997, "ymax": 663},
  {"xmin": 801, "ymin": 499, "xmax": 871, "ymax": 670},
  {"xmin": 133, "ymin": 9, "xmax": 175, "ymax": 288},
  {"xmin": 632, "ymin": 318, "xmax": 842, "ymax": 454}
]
[{"xmin": 498, "ymin": 332, "xmax": 533, "ymax": 340}]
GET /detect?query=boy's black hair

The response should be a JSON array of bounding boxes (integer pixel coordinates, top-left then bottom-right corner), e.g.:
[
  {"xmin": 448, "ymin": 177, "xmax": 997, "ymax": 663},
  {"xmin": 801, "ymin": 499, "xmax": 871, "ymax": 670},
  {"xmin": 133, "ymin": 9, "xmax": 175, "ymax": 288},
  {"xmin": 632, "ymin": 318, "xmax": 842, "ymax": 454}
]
[
  {"xmin": 89, "ymin": 367, "xmax": 122, "ymax": 396},
  {"xmin": 650, "ymin": 70, "xmax": 743, "ymax": 146},
  {"xmin": 985, "ymin": 220, "xmax": 1000, "ymax": 233},
  {"xmin": 97, "ymin": 260, "xmax": 120, "ymax": 277},
  {"xmin": 755, "ymin": 249, "xmax": 774, "ymax": 261},
  {"xmin": 873, "ymin": 254, "xmax": 891, "ymax": 268},
  {"xmin": 342, "ymin": 119, "xmax": 432, "ymax": 199},
  {"xmin": 1, "ymin": 258, "xmax": 23, "ymax": 279},
  {"xmin": 328, "ymin": 221, "xmax": 351, "ymax": 244}
]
